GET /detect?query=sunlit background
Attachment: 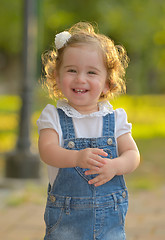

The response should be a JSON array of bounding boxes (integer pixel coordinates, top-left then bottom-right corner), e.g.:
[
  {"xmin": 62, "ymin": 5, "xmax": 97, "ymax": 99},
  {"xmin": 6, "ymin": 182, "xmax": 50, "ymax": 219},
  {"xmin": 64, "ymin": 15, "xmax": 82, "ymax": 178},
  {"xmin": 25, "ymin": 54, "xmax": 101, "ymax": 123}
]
[{"xmin": 0, "ymin": 0, "xmax": 165, "ymax": 239}]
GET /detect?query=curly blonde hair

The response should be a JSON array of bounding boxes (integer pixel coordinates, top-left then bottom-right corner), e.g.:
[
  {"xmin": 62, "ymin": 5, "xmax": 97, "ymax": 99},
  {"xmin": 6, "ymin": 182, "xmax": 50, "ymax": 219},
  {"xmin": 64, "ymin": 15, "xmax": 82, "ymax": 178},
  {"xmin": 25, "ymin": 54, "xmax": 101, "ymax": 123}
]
[{"xmin": 41, "ymin": 22, "xmax": 129, "ymax": 100}]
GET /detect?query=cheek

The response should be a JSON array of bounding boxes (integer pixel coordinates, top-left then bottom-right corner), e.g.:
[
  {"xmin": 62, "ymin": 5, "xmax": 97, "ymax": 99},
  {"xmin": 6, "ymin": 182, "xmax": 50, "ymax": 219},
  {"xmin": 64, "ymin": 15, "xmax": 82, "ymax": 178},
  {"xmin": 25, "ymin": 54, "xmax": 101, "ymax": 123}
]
[
  {"xmin": 60, "ymin": 78, "xmax": 71, "ymax": 93},
  {"xmin": 56, "ymin": 72, "xmax": 68, "ymax": 89},
  {"xmin": 91, "ymin": 82, "xmax": 104, "ymax": 96}
]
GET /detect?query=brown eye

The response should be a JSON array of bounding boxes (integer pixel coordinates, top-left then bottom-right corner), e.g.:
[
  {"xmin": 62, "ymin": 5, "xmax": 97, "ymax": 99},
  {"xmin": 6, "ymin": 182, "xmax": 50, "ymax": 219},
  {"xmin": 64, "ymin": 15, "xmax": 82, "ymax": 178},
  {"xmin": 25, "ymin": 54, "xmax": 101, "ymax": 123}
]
[
  {"xmin": 68, "ymin": 69, "xmax": 76, "ymax": 73},
  {"xmin": 88, "ymin": 71, "xmax": 96, "ymax": 75}
]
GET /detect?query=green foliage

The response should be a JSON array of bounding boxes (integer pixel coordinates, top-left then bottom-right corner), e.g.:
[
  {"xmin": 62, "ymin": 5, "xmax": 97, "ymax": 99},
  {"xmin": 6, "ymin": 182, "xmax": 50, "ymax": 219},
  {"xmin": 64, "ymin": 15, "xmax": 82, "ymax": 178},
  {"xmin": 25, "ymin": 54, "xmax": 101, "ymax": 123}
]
[
  {"xmin": 1, "ymin": 0, "xmax": 165, "ymax": 94},
  {"xmin": 0, "ymin": 95, "xmax": 21, "ymax": 113},
  {"xmin": 111, "ymin": 95, "xmax": 165, "ymax": 138},
  {"xmin": 0, "ymin": 0, "xmax": 23, "ymax": 54}
]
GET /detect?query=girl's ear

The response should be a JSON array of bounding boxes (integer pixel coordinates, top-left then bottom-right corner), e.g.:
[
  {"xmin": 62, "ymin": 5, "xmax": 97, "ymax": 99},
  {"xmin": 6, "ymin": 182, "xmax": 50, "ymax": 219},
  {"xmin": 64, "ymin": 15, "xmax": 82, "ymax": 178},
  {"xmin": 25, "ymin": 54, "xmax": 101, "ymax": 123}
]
[
  {"xmin": 54, "ymin": 70, "xmax": 60, "ymax": 89},
  {"xmin": 102, "ymin": 81, "xmax": 110, "ymax": 94}
]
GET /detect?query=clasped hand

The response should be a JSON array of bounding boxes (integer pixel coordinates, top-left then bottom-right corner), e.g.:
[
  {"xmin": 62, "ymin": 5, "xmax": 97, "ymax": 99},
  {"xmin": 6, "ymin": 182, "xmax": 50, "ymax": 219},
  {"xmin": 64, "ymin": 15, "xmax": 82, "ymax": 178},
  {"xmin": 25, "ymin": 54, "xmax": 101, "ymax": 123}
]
[{"xmin": 76, "ymin": 148, "xmax": 117, "ymax": 187}]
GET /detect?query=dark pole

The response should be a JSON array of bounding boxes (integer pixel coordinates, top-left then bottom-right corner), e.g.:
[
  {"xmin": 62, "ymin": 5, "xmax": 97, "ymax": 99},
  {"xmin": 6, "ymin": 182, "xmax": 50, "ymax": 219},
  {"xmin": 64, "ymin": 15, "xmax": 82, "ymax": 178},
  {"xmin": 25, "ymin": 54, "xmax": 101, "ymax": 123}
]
[{"xmin": 5, "ymin": 0, "xmax": 40, "ymax": 178}]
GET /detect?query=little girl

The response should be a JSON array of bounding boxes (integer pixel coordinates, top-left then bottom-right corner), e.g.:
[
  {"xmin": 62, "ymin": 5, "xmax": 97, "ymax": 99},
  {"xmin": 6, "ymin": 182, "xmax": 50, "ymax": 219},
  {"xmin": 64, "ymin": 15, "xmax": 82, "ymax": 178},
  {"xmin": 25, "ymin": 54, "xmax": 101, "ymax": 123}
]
[{"xmin": 37, "ymin": 22, "xmax": 140, "ymax": 240}]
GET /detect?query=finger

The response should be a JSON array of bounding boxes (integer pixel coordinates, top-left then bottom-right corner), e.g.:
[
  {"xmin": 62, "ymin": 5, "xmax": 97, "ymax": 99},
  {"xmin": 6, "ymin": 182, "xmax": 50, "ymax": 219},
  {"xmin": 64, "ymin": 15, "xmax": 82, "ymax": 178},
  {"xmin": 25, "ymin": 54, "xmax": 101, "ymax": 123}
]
[
  {"xmin": 90, "ymin": 154, "xmax": 107, "ymax": 165},
  {"xmin": 88, "ymin": 175, "xmax": 103, "ymax": 185},
  {"xmin": 85, "ymin": 168, "xmax": 99, "ymax": 175},
  {"xmin": 92, "ymin": 148, "xmax": 108, "ymax": 157},
  {"xmin": 94, "ymin": 179, "xmax": 108, "ymax": 187},
  {"xmin": 88, "ymin": 158, "xmax": 105, "ymax": 167},
  {"xmin": 89, "ymin": 177, "xmax": 108, "ymax": 187}
]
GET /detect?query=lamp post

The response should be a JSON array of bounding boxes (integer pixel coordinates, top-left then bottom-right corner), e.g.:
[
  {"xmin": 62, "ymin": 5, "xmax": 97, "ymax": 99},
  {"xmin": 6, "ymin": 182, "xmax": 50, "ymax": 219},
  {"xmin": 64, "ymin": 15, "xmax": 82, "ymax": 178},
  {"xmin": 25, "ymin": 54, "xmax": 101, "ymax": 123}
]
[{"xmin": 5, "ymin": 0, "xmax": 40, "ymax": 178}]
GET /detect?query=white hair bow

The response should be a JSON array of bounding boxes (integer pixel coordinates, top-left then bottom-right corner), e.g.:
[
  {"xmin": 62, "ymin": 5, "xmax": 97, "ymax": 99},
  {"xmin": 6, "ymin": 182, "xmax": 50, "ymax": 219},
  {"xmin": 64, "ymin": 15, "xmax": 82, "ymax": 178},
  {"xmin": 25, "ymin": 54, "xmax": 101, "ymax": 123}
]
[{"xmin": 55, "ymin": 31, "xmax": 71, "ymax": 49}]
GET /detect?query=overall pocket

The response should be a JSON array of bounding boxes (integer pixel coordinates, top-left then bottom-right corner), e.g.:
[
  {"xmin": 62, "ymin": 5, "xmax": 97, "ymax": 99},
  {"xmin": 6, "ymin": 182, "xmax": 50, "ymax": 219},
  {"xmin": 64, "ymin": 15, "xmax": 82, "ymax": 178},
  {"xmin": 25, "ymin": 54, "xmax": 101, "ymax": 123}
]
[
  {"xmin": 118, "ymin": 198, "xmax": 128, "ymax": 226},
  {"xmin": 44, "ymin": 205, "xmax": 64, "ymax": 234},
  {"xmin": 111, "ymin": 190, "xmax": 128, "ymax": 227}
]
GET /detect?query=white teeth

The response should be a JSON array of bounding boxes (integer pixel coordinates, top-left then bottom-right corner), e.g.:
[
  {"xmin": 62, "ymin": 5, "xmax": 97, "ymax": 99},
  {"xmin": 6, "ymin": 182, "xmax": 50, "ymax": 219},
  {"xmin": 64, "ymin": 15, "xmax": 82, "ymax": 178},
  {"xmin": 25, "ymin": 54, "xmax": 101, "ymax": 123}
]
[{"xmin": 74, "ymin": 89, "xmax": 86, "ymax": 93}]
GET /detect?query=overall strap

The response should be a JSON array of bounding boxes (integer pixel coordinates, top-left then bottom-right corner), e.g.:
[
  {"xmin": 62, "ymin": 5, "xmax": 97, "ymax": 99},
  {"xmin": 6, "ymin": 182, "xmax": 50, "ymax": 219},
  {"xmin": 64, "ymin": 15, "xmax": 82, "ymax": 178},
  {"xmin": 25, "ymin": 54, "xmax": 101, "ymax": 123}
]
[
  {"xmin": 57, "ymin": 109, "xmax": 75, "ymax": 140},
  {"xmin": 102, "ymin": 112, "xmax": 115, "ymax": 136}
]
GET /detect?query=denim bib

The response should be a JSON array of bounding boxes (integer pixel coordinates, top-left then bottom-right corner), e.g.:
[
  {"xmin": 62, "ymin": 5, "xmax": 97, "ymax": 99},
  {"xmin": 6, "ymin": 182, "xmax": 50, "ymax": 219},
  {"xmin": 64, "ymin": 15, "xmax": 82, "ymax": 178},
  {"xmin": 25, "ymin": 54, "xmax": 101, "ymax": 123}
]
[{"xmin": 44, "ymin": 109, "xmax": 128, "ymax": 240}]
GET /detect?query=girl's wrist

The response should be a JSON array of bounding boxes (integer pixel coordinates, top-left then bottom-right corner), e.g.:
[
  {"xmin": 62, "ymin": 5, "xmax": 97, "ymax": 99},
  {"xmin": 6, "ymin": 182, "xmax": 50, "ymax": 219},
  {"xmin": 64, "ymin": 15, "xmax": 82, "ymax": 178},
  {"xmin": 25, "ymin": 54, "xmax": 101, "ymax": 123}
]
[
  {"xmin": 111, "ymin": 157, "xmax": 124, "ymax": 176},
  {"xmin": 74, "ymin": 150, "xmax": 80, "ymax": 167}
]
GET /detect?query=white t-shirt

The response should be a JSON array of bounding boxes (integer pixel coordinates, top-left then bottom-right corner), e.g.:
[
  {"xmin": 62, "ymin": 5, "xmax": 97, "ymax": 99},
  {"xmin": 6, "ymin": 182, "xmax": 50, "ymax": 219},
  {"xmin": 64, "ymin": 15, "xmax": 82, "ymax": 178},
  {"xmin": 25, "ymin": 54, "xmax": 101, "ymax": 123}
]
[{"xmin": 37, "ymin": 99, "xmax": 132, "ymax": 186}]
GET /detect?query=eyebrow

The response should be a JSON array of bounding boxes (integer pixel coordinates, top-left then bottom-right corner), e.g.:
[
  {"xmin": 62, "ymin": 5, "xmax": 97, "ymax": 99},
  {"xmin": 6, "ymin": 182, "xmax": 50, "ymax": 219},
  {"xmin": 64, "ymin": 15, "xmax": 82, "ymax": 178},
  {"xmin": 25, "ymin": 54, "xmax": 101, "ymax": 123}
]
[
  {"xmin": 64, "ymin": 65, "xmax": 101, "ymax": 72},
  {"xmin": 64, "ymin": 65, "xmax": 75, "ymax": 68},
  {"xmin": 88, "ymin": 66, "xmax": 101, "ymax": 72}
]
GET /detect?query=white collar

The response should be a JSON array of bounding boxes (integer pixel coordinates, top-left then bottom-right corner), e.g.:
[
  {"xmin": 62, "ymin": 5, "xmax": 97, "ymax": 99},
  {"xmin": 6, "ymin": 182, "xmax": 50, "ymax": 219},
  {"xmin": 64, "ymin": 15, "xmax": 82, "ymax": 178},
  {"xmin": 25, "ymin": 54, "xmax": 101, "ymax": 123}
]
[{"xmin": 57, "ymin": 99, "xmax": 113, "ymax": 118}]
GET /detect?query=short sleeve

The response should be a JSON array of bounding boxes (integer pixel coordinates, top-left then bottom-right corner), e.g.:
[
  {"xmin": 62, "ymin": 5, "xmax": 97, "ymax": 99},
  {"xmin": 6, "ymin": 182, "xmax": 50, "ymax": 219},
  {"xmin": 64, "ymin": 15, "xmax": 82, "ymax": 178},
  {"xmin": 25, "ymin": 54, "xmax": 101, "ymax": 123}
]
[
  {"xmin": 115, "ymin": 108, "xmax": 132, "ymax": 139},
  {"xmin": 36, "ymin": 104, "xmax": 60, "ymax": 134}
]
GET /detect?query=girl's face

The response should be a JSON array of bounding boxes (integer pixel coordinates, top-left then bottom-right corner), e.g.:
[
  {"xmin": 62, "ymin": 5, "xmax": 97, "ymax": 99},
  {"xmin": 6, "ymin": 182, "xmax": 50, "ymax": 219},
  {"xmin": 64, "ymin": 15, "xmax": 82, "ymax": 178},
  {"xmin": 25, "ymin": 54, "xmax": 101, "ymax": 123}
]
[{"xmin": 56, "ymin": 44, "xmax": 109, "ymax": 114}]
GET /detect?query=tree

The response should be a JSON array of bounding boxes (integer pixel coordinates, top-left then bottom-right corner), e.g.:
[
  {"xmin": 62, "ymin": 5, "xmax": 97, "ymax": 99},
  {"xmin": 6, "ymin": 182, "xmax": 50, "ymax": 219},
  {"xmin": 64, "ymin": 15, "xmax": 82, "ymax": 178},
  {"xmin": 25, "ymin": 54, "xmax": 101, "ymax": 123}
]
[{"xmin": 0, "ymin": 0, "xmax": 165, "ymax": 94}]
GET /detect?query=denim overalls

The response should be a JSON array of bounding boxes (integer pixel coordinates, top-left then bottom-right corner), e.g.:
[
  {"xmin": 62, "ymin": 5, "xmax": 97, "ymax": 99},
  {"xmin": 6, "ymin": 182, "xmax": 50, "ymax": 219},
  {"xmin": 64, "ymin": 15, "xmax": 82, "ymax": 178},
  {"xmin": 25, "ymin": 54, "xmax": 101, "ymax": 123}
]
[{"xmin": 44, "ymin": 109, "xmax": 128, "ymax": 240}]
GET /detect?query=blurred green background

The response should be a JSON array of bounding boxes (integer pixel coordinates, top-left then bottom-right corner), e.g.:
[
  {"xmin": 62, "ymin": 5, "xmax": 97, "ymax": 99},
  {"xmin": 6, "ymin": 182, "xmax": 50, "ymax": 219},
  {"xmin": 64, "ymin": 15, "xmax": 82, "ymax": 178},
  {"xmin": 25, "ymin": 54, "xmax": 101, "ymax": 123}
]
[{"xmin": 0, "ymin": 0, "xmax": 165, "ymax": 191}]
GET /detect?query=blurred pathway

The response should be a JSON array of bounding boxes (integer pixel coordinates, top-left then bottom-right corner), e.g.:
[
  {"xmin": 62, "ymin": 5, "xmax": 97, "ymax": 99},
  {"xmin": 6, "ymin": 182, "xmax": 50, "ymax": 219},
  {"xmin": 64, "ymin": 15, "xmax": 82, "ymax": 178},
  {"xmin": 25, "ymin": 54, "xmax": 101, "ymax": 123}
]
[
  {"xmin": 0, "ymin": 179, "xmax": 164, "ymax": 240},
  {"xmin": 126, "ymin": 186, "xmax": 165, "ymax": 240}
]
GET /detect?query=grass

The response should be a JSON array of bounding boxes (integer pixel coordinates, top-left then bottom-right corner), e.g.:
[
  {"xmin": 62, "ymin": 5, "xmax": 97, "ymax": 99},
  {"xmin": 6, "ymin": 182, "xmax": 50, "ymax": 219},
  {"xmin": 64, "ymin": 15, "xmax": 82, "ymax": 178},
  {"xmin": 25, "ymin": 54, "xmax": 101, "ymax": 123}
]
[
  {"xmin": 125, "ymin": 138, "xmax": 165, "ymax": 191},
  {"xmin": 0, "ymin": 91, "xmax": 165, "ymax": 192},
  {"xmin": 111, "ymin": 95, "xmax": 165, "ymax": 139},
  {"xmin": 5, "ymin": 181, "xmax": 47, "ymax": 206}
]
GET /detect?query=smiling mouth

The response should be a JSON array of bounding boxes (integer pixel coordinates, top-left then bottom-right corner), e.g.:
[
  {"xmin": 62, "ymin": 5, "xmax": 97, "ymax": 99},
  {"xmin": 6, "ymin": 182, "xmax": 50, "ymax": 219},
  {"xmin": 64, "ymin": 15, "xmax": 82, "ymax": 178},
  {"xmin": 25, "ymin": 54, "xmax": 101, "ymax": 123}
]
[{"xmin": 73, "ymin": 89, "xmax": 88, "ymax": 93}]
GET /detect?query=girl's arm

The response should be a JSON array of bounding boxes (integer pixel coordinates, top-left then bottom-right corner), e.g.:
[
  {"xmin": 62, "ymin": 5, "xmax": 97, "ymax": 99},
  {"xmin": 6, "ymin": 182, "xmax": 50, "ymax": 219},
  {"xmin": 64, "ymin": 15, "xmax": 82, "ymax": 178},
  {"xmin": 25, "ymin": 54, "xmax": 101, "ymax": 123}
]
[
  {"xmin": 113, "ymin": 132, "xmax": 140, "ymax": 175},
  {"xmin": 85, "ymin": 132, "xmax": 140, "ymax": 187},
  {"xmin": 38, "ymin": 128, "xmax": 107, "ymax": 169}
]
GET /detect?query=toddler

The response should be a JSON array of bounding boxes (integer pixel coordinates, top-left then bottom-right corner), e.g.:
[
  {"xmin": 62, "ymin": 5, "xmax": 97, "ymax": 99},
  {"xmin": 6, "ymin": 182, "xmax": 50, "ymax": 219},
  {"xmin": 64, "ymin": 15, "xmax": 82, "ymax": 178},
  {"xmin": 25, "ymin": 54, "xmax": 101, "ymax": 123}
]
[{"xmin": 37, "ymin": 22, "xmax": 140, "ymax": 240}]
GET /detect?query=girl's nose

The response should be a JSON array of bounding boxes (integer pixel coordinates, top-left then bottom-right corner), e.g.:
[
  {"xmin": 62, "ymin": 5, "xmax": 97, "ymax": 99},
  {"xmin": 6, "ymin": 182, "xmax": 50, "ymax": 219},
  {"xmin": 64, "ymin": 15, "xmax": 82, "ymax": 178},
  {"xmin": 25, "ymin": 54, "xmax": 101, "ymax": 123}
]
[{"xmin": 76, "ymin": 73, "xmax": 86, "ymax": 83}]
